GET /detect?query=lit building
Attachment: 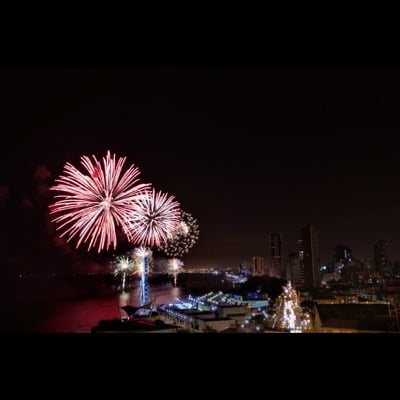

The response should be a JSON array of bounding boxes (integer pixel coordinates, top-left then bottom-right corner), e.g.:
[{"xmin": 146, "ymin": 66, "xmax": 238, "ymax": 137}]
[
  {"xmin": 373, "ymin": 240, "xmax": 389, "ymax": 276},
  {"xmin": 252, "ymin": 256, "xmax": 265, "ymax": 276},
  {"xmin": 269, "ymin": 232, "xmax": 284, "ymax": 278},
  {"xmin": 297, "ymin": 224, "xmax": 320, "ymax": 289},
  {"xmin": 286, "ymin": 251, "xmax": 301, "ymax": 288}
]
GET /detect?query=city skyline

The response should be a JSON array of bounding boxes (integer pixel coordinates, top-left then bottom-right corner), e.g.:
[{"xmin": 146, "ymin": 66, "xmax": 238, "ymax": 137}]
[{"xmin": 1, "ymin": 67, "xmax": 400, "ymax": 272}]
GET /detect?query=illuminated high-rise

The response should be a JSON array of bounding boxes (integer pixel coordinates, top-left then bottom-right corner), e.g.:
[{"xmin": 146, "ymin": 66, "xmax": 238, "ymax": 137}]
[
  {"xmin": 269, "ymin": 232, "xmax": 284, "ymax": 278},
  {"xmin": 252, "ymin": 256, "xmax": 265, "ymax": 276},
  {"xmin": 286, "ymin": 251, "xmax": 301, "ymax": 288},
  {"xmin": 297, "ymin": 224, "xmax": 320, "ymax": 289},
  {"xmin": 373, "ymin": 240, "xmax": 388, "ymax": 276}
]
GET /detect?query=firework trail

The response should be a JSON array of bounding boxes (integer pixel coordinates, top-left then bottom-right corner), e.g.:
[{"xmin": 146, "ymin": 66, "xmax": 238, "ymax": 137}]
[
  {"xmin": 124, "ymin": 189, "xmax": 181, "ymax": 249},
  {"xmin": 49, "ymin": 150, "xmax": 151, "ymax": 252}
]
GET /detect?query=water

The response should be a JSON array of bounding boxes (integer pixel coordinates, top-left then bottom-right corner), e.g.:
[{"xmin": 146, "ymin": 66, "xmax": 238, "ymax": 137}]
[
  {"xmin": 0, "ymin": 278, "xmax": 183, "ymax": 333},
  {"xmin": 0, "ymin": 273, "xmax": 234, "ymax": 333},
  {"xmin": 41, "ymin": 283, "xmax": 183, "ymax": 333}
]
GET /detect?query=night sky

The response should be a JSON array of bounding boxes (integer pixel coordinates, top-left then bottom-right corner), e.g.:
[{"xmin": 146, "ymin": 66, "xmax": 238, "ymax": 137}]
[{"xmin": 1, "ymin": 67, "xmax": 400, "ymax": 272}]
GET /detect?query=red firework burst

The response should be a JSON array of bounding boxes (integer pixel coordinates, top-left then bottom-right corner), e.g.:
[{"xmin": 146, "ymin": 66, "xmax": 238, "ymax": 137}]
[{"xmin": 49, "ymin": 150, "xmax": 151, "ymax": 252}]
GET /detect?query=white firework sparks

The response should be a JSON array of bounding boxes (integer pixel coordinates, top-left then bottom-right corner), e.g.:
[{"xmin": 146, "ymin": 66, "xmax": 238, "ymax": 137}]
[
  {"xmin": 160, "ymin": 211, "xmax": 199, "ymax": 257},
  {"xmin": 124, "ymin": 189, "xmax": 181, "ymax": 249}
]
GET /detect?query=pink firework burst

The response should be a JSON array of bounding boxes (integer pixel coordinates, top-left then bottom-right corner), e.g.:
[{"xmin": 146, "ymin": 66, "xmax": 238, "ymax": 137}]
[
  {"xmin": 124, "ymin": 189, "xmax": 181, "ymax": 249},
  {"xmin": 49, "ymin": 150, "xmax": 151, "ymax": 252}
]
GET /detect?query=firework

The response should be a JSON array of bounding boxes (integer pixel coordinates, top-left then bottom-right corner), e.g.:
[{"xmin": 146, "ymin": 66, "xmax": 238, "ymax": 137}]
[
  {"xmin": 49, "ymin": 150, "xmax": 151, "ymax": 252},
  {"xmin": 168, "ymin": 257, "xmax": 184, "ymax": 286},
  {"xmin": 112, "ymin": 254, "xmax": 136, "ymax": 290},
  {"xmin": 124, "ymin": 189, "xmax": 181, "ymax": 249},
  {"xmin": 112, "ymin": 255, "xmax": 136, "ymax": 277},
  {"xmin": 160, "ymin": 211, "xmax": 199, "ymax": 258},
  {"xmin": 168, "ymin": 257, "xmax": 183, "ymax": 273},
  {"xmin": 133, "ymin": 246, "xmax": 152, "ymax": 268}
]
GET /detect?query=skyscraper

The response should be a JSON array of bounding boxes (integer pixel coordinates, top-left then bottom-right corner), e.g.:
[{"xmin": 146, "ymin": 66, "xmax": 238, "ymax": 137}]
[
  {"xmin": 297, "ymin": 224, "xmax": 320, "ymax": 289},
  {"xmin": 373, "ymin": 240, "xmax": 389, "ymax": 276},
  {"xmin": 252, "ymin": 256, "xmax": 265, "ymax": 276},
  {"xmin": 286, "ymin": 251, "xmax": 301, "ymax": 287},
  {"xmin": 270, "ymin": 232, "xmax": 284, "ymax": 278}
]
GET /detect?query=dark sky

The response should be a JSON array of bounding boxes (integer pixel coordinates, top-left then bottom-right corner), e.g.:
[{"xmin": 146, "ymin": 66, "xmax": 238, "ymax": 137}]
[{"xmin": 1, "ymin": 67, "xmax": 400, "ymax": 270}]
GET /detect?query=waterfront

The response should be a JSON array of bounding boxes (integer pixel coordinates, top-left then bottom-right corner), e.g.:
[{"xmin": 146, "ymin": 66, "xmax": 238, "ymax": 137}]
[
  {"xmin": 0, "ymin": 276, "xmax": 184, "ymax": 333},
  {"xmin": 0, "ymin": 272, "xmax": 236, "ymax": 333}
]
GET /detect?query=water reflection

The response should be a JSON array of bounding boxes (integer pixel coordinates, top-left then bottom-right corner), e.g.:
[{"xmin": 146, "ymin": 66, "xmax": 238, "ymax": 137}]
[
  {"xmin": 119, "ymin": 281, "xmax": 183, "ymax": 307},
  {"xmin": 39, "ymin": 281, "xmax": 183, "ymax": 333},
  {"xmin": 119, "ymin": 290, "xmax": 130, "ymax": 307},
  {"xmin": 1, "ymin": 273, "xmax": 230, "ymax": 333}
]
